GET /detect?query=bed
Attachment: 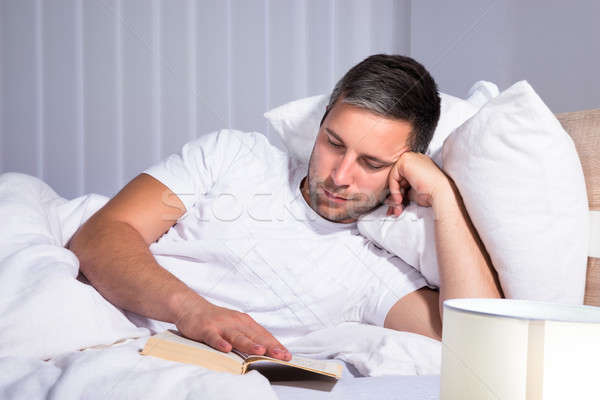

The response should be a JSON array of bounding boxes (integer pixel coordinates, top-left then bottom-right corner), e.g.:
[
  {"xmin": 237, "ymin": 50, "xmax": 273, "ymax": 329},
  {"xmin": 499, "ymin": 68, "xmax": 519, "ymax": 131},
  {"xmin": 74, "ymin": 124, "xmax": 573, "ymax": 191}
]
[{"xmin": 0, "ymin": 108, "xmax": 598, "ymax": 399}]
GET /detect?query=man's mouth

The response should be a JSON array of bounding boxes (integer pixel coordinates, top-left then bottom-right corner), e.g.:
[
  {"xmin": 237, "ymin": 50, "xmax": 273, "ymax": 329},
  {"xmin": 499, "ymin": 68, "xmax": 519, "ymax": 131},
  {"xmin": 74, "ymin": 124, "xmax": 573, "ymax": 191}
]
[{"xmin": 321, "ymin": 186, "xmax": 349, "ymax": 202}]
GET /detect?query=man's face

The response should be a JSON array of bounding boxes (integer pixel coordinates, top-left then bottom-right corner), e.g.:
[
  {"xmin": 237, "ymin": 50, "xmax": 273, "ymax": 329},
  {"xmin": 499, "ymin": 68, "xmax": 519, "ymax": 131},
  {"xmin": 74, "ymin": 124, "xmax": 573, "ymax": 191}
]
[{"xmin": 302, "ymin": 99, "xmax": 413, "ymax": 223}]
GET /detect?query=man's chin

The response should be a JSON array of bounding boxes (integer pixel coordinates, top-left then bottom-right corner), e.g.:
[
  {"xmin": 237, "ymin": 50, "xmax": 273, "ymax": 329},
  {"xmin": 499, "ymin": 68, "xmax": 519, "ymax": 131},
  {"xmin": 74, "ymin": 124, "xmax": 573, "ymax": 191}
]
[
  {"xmin": 320, "ymin": 212, "xmax": 357, "ymax": 224},
  {"xmin": 315, "ymin": 201, "xmax": 375, "ymax": 223}
]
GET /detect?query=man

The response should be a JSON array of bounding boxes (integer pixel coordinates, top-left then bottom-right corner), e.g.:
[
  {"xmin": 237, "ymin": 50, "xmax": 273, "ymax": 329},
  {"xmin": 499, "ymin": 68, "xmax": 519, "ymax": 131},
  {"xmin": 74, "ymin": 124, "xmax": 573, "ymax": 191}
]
[{"xmin": 67, "ymin": 54, "xmax": 502, "ymax": 364}]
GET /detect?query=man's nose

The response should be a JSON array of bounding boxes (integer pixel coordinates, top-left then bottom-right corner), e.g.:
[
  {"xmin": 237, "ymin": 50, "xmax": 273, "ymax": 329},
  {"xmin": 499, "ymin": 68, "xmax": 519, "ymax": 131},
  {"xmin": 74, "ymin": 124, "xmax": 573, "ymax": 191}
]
[{"xmin": 331, "ymin": 153, "xmax": 354, "ymax": 187}]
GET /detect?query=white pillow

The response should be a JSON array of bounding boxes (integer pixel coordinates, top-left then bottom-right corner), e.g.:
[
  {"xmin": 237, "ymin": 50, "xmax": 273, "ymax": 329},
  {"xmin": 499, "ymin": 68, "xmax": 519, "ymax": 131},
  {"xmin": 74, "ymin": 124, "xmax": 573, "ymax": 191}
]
[
  {"xmin": 266, "ymin": 81, "xmax": 589, "ymax": 305},
  {"xmin": 441, "ymin": 80, "xmax": 589, "ymax": 303},
  {"xmin": 264, "ymin": 93, "xmax": 328, "ymax": 164},
  {"xmin": 465, "ymin": 80, "xmax": 500, "ymax": 108},
  {"xmin": 264, "ymin": 82, "xmax": 498, "ymax": 289},
  {"xmin": 263, "ymin": 83, "xmax": 496, "ymax": 167}
]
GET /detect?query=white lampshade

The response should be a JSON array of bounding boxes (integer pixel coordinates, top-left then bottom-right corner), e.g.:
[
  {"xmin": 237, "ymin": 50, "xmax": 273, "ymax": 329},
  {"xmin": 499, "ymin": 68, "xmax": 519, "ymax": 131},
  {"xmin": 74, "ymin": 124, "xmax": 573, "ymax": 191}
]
[{"xmin": 440, "ymin": 298, "xmax": 600, "ymax": 400}]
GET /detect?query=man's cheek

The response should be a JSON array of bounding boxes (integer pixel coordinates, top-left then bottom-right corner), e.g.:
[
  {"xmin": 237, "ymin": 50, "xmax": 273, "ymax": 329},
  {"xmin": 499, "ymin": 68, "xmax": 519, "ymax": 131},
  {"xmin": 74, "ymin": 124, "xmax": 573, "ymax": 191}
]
[{"xmin": 352, "ymin": 191, "xmax": 376, "ymax": 205}]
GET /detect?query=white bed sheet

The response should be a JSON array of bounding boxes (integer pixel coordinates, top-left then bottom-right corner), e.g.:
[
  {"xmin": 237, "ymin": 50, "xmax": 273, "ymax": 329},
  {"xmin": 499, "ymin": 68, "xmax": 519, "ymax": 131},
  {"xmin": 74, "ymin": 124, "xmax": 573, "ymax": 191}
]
[
  {"xmin": 271, "ymin": 362, "xmax": 440, "ymax": 400},
  {"xmin": 0, "ymin": 338, "xmax": 440, "ymax": 400},
  {"xmin": 0, "ymin": 172, "xmax": 442, "ymax": 399}
]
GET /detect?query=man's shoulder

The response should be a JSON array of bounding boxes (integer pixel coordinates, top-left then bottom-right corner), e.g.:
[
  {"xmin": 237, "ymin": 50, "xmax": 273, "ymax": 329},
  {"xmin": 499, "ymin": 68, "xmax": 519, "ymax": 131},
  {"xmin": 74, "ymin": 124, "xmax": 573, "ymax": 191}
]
[
  {"xmin": 185, "ymin": 129, "xmax": 286, "ymax": 161},
  {"xmin": 182, "ymin": 129, "xmax": 298, "ymax": 189}
]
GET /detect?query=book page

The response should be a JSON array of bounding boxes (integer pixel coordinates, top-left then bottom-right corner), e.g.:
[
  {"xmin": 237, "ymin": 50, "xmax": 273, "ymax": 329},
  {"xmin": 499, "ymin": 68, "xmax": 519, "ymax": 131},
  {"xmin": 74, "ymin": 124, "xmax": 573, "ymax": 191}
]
[
  {"xmin": 155, "ymin": 330, "xmax": 245, "ymax": 363},
  {"xmin": 245, "ymin": 354, "xmax": 343, "ymax": 378},
  {"xmin": 231, "ymin": 348, "xmax": 250, "ymax": 360},
  {"xmin": 141, "ymin": 337, "xmax": 243, "ymax": 374}
]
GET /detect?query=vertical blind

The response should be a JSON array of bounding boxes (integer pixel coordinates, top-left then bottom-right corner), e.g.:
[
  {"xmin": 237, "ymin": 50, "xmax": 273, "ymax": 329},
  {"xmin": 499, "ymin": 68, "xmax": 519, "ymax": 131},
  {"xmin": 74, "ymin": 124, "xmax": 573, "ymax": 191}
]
[{"xmin": 0, "ymin": 0, "xmax": 410, "ymax": 199}]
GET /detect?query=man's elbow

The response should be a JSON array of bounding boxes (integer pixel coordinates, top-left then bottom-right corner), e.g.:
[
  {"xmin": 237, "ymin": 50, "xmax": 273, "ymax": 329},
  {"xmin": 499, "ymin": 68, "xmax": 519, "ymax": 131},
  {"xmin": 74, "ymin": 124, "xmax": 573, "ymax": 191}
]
[{"xmin": 384, "ymin": 287, "xmax": 443, "ymax": 342}]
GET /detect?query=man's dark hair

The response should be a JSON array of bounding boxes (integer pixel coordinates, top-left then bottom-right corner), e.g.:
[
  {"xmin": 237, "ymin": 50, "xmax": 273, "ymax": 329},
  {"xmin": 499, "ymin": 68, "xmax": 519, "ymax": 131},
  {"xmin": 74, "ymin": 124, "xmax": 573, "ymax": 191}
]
[{"xmin": 320, "ymin": 54, "xmax": 441, "ymax": 154}]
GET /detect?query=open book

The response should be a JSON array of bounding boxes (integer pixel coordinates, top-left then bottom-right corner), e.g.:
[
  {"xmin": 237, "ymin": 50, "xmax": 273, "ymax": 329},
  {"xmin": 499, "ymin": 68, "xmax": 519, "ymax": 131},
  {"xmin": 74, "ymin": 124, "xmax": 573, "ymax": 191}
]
[{"xmin": 140, "ymin": 330, "xmax": 343, "ymax": 379}]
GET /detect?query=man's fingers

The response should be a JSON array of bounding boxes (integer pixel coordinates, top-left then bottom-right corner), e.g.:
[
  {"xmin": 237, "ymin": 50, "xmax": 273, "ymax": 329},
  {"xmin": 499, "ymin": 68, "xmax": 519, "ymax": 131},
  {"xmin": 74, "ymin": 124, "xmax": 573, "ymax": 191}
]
[
  {"xmin": 177, "ymin": 306, "xmax": 291, "ymax": 361},
  {"xmin": 203, "ymin": 330, "xmax": 232, "ymax": 353},
  {"xmin": 248, "ymin": 324, "xmax": 291, "ymax": 361},
  {"xmin": 387, "ymin": 170, "xmax": 404, "ymax": 206},
  {"xmin": 221, "ymin": 328, "xmax": 264, "ymax": 355},
  {"xmin": 264, "ymin": 341, "xmax": 291, "ymax": 360},
  {"xmin": 385, "ymin": 186, "xmax": 408, "ymax": 216},
  {"xmin": 387, "ymin": 160, "xmax": 413, "ymax": 217}
]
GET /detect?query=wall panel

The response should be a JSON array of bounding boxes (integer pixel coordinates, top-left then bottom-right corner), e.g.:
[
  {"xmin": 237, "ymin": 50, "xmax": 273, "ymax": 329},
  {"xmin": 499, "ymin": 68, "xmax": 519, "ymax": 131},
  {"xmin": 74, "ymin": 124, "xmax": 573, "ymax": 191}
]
[
  {"xmin": 1, "ymin": 0, "xmax": 40, "ymax": 178},
  {"xmin": 1, "ymin": 0, "xmax": 416, "ymax": 197}
]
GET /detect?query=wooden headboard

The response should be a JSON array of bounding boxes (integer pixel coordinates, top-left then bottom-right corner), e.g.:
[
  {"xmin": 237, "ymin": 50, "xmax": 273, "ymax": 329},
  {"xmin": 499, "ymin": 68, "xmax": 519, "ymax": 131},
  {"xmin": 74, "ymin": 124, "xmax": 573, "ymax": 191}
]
[{"xmin": 556, "ymin": 109, "xmax": 600, "ymax": 306}]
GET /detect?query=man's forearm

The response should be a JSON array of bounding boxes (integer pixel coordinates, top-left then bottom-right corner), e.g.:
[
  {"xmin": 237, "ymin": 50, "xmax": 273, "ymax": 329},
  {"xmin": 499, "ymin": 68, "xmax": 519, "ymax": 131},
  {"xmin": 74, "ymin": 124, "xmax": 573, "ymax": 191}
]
[
  {"xmin": 68, "ymin": 219, "xmax": 208, "ymax": 324},
  {"xmin": 432, "ymin": 177, "xmax": 504, "ymax": 319}
]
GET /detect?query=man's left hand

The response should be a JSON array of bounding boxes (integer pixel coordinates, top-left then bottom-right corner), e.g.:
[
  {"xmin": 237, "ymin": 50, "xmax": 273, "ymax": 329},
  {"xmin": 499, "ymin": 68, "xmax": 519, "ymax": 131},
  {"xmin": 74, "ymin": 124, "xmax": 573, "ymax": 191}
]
[{"xmin": 385, "ymin": 152, "xmax": 451, "ymax": 216}]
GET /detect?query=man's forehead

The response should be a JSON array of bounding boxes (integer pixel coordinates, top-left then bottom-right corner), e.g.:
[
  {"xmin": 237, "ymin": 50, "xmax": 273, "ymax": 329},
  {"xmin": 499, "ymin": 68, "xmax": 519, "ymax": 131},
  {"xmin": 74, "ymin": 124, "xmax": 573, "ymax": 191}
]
[
  {"xmin": 324, "ymin": 100, "xmax": 413, "ymax": 160},
  {"xmin": 325, "ymin": 126, "xmax": 409, "ymax": 164}
]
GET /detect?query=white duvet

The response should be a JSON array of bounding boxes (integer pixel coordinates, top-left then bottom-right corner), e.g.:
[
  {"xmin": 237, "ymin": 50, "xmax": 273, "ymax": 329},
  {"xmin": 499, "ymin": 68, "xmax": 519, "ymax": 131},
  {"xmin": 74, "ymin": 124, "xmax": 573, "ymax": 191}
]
[{"xmin": 0, "ymin": 172, "xmax": 440, "ymax": 399}]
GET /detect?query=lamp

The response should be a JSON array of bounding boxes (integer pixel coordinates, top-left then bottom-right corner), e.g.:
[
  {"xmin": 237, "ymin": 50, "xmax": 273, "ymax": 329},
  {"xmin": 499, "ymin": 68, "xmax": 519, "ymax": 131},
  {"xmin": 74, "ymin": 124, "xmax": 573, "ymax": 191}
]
[{"xmin": 440, "ymin": 298, "xmax": 600, "ymax": 399}]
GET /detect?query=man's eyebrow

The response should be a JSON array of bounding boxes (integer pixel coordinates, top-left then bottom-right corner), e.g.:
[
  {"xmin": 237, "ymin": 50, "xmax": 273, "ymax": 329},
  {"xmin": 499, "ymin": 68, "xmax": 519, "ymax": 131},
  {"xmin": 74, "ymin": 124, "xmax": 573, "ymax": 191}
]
[{"xmin": 325, "ymin": 127, "xmax": 396, "ymax": 165}]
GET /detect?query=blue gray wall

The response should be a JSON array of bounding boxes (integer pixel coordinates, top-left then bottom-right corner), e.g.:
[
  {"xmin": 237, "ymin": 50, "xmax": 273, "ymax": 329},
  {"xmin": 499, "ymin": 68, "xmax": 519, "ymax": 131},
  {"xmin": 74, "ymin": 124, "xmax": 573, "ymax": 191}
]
[{"xmin": 1, "ymin": 0, "xmax": 598, "ymax": 199}]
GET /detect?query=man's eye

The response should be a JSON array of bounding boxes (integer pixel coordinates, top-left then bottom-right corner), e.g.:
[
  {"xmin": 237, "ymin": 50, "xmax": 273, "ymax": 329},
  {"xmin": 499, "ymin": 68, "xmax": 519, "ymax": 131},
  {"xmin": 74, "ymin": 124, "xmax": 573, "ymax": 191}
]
[
  {"xmin": 366, "ymin": 162, "xmax": 385, "ymax": 170},
  {"xmin": 328, "ymin": 139, "xmax": 343, "ymax": 148}
]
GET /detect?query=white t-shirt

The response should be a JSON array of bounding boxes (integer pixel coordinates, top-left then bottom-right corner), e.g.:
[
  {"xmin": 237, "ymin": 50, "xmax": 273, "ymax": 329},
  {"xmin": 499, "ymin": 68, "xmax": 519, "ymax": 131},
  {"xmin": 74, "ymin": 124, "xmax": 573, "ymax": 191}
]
[{"xmin": 139, "ymin": 129, "xmax": 429, "ymax": 344}]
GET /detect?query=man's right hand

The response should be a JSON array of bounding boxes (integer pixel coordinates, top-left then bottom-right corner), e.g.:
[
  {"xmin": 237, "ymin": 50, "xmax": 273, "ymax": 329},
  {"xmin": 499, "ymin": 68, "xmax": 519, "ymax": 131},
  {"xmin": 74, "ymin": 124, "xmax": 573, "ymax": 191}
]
[{"xmin": 175, "ymin": 296, "xmax": 292, "ymax": 361}]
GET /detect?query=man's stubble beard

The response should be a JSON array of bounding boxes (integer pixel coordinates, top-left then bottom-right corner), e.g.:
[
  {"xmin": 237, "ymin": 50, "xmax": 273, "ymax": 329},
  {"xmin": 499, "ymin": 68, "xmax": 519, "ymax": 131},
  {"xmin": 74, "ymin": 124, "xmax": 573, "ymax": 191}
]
[{"xmin": 305, "ymin": 160, "xmax": 389, "ymax": 223}]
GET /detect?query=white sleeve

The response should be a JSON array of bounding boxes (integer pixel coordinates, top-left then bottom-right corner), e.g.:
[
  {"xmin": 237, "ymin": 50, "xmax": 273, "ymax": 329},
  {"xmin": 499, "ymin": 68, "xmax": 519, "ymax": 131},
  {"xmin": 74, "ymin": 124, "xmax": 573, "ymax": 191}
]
[
  {"xmin": 359, "ymin": 244, "xmax": 434, "ymax": 327},
  {"xmin": 142, "ymin": 129, "xmax": 250, "ymax": 221}
]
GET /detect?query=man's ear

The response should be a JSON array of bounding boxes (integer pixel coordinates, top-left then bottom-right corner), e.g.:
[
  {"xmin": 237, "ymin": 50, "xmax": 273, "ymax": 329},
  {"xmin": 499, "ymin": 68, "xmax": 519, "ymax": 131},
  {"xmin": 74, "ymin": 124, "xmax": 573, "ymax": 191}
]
[{"xmin": 319, "ymin": 105, "xmax": 331, "ymax": 127}]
